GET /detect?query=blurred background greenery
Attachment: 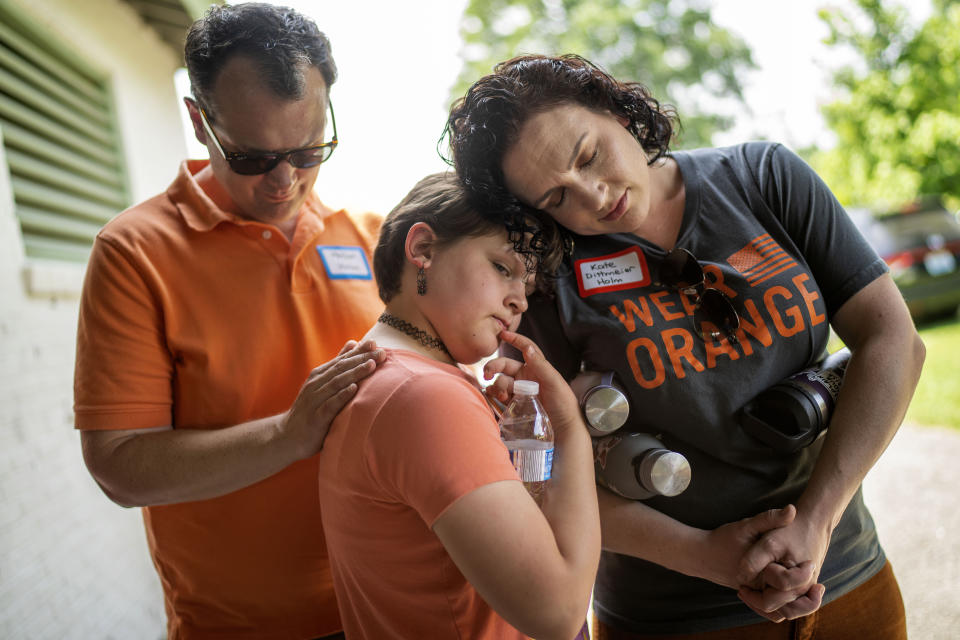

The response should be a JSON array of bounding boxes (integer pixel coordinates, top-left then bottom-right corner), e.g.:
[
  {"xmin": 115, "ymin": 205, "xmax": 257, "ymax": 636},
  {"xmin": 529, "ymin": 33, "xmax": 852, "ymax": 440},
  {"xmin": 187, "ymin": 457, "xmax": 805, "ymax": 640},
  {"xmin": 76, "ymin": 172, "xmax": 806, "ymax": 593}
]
[
  {"xmin": 452, "ymin": 0, "xmax": 960, "ymax": 213},
  {"xmin": 904, "ymin": 320, "xmax": 960, "ymax": 428}
]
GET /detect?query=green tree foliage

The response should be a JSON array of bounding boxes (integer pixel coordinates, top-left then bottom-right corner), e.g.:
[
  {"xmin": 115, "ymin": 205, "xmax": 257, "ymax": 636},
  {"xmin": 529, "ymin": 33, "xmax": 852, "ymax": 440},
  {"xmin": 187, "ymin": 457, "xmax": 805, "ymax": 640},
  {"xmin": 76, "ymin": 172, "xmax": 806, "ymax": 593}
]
[
  {"xmin": 810, "ymin": 0, "xmax": 960, "ymax": 210},
  {"xmin": 451, "ymin": 0, "xmax": 755, "ymax": 149}
]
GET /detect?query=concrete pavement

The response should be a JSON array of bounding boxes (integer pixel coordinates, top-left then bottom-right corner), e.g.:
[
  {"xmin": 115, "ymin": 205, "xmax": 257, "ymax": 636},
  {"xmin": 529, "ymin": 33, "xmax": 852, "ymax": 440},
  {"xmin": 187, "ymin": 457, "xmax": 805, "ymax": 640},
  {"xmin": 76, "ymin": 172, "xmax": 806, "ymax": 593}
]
[{"xmin": 863, "ymin": 422, "xmax": 960, "ymax": 639}]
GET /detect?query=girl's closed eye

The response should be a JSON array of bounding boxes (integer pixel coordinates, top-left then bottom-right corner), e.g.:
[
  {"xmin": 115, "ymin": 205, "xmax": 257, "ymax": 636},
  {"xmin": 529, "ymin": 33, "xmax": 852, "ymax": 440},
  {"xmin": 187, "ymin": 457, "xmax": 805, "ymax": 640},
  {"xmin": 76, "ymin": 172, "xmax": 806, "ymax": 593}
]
[{"xmin": 493, "ymin": 262, "xmax": 511, "ymax": 277}]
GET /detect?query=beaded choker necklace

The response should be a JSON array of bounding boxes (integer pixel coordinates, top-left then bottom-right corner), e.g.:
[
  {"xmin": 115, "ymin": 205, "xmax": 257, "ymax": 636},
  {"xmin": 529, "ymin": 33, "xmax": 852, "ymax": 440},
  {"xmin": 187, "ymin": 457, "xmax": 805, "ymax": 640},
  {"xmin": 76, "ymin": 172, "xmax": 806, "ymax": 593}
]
[{"xmin": 377, "ymin": 312, "xmax": 451, "ymax": 359}]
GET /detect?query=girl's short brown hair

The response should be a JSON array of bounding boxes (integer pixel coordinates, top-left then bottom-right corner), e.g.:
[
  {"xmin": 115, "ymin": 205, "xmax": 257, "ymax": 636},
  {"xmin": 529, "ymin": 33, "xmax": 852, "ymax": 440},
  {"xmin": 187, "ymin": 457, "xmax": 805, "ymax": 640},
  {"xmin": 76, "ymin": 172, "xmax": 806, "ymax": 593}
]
[{"xmin": 374, "ymin": 172, "xmax": 564, "ymax": 302}]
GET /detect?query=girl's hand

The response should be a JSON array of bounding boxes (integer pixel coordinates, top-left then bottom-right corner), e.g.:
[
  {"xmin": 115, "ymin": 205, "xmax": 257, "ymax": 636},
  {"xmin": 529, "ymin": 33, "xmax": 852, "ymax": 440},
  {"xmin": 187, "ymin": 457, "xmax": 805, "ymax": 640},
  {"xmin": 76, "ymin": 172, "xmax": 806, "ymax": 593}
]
[{"xmin": 484, "ymin": 330, "xmax": 582, "ymax": 432}]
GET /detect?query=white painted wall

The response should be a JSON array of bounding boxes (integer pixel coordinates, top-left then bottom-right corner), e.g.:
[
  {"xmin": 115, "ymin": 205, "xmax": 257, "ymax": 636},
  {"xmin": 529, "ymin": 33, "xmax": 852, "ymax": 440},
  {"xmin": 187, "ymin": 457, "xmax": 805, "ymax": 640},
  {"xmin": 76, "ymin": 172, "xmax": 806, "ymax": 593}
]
[{"xmin": 0, "ymin": 1, "xmax": 187, "ymax": 637}]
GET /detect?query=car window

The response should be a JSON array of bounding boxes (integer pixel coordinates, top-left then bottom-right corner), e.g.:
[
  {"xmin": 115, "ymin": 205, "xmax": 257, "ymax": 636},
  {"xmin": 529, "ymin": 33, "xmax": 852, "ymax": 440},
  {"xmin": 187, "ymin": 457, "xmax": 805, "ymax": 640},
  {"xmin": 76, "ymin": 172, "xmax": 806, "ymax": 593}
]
[{"xmin": 873, "ymin": 210, "xmax": 960, "ymax": 254}]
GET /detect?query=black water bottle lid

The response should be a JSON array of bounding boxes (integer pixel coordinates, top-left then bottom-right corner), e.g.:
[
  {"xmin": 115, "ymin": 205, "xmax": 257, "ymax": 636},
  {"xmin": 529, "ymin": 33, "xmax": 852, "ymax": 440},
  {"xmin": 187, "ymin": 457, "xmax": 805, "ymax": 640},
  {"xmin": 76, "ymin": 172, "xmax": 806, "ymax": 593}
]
[{"xmin": 741, "ymin": 384, "xmax": 823, "ymax": 452}]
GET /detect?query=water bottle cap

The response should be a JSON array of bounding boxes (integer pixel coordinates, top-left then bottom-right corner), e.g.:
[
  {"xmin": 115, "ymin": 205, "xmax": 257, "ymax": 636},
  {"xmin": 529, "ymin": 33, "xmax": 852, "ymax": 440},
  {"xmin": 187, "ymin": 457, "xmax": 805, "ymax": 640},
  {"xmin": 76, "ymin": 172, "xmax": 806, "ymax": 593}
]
[
  {"xmin": 638, "ymin": 449, "xmax": 691, "ymax": 497},
  {"xmin": 582, "ymin": 386, "xmax": 630, "ymax": 433},
  {"xmin": 513, "ymin": 380, "xmax": 540, "ymax": 395}
]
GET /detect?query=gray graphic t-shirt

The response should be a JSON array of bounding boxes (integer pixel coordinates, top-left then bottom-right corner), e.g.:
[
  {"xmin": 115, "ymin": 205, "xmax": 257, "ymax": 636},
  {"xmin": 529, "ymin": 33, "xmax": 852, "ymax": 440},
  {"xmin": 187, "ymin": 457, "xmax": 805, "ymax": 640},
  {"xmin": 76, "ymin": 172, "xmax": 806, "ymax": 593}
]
[{"xmin": 519, "ymin": 142, "xmax": 889, "ymax": 634}]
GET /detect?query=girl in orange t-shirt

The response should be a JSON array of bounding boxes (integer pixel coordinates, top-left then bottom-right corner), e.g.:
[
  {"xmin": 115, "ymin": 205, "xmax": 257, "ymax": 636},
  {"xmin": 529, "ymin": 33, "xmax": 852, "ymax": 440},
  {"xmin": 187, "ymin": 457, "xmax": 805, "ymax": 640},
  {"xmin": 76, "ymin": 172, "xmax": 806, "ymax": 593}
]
[{"xmin": 318, "ymin": 172, "xmax": 599, "ymax": 640}]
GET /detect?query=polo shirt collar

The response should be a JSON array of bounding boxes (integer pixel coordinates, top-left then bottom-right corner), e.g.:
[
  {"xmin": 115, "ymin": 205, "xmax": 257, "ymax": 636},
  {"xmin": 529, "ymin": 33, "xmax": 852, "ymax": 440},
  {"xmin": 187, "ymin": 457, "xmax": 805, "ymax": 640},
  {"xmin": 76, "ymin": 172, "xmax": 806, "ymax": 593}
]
[{"xmin": 167, "ymin": 159, "xmax": 335, "ymax": 238}]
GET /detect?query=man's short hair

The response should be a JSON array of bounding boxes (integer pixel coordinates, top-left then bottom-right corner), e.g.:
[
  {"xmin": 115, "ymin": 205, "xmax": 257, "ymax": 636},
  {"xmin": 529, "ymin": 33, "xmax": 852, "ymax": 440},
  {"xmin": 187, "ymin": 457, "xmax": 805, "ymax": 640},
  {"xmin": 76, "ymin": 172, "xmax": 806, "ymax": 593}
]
[{"xmin": 184, "ymin": 2, "xmax": 337, "ymax": 119}]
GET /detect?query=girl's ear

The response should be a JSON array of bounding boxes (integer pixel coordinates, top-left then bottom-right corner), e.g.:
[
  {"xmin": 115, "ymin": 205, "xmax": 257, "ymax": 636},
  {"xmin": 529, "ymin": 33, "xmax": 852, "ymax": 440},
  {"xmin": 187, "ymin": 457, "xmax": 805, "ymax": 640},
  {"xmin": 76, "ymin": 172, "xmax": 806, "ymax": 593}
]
[{"xmin": 404, "ymin": 222, "xmax": 438, "ymax": 268}]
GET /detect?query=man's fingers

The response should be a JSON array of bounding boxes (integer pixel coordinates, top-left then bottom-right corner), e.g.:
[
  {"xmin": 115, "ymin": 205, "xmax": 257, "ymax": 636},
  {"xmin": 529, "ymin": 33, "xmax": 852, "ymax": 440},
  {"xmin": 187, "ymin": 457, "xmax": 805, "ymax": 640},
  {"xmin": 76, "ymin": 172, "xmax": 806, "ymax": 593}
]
[
  {"xmin": 308, "ymin": 382, "xmax": 362, "ymax": 450},
  {"xmin": 332, "ymin": 338, "xmax": 380, "ymax": 361},
  {"xmin": 314, "ymin": 382, "xmax": 360, "ymax": 424},
  {"xmin": 305, "ymin": 356, "xmax": 378, "ymax": 400},
  {"xmin": 306, "ymin": 362, "xmax": 376, "ymax": 424},
  {"xmin": 311, "ymin": 347, "xmax": 384, "ymax": 381},
  {"xmin": 336, "ymin": 339, "xmax": 359, "ymax": 356}
]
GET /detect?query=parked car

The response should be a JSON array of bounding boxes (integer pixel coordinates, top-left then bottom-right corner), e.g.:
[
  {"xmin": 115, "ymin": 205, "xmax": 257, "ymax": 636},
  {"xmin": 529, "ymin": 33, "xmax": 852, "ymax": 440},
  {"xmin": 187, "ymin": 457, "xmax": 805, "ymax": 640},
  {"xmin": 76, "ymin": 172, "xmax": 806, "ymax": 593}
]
[{"xmin": 848, "ymin": 198, "xmax": 960, "ymax": 322}]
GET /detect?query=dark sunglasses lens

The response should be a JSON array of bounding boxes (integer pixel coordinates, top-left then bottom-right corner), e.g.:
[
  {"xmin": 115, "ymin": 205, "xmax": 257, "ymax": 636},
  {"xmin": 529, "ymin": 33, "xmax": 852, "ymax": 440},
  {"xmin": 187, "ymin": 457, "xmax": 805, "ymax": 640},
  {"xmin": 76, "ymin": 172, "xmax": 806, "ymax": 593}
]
[
  {"xmin": 229, "ymin": 156, "xmax": 281, "ymax": 175},
  {"xmin": 662, "ymin": 248, "xmax": 703, "ymax": 290},
  {"xmin": 289, "ymin": 147, "xmax": 331, "ymax": 169},
  {"xmin": 694, "ymin": 288, "xmax": 740, "ymax": 342}
]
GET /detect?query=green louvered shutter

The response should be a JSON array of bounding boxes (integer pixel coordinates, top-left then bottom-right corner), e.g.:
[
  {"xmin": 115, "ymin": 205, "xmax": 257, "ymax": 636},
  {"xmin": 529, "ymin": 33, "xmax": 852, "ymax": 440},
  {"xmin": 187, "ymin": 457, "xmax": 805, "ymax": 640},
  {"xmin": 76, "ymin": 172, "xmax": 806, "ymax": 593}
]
[{"xmin": 0, "ymin": 1, "xmax": 130, "ymax": 263}]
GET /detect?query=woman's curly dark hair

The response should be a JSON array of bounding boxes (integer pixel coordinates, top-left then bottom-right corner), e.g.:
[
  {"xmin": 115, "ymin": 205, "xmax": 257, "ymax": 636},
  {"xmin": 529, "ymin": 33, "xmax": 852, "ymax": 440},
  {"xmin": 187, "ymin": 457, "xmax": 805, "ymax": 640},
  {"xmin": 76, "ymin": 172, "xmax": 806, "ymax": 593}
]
[{"xmin": 444, "ymin": 54, "xmax": 677, "ymax": 258}]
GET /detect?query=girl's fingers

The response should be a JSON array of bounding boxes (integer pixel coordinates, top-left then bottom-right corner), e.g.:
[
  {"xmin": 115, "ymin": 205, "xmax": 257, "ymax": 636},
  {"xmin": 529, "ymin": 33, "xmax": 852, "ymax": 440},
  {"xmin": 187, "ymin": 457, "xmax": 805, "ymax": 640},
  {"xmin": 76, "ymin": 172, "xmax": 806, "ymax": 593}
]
[
  {"xmin": 483, "ymin": 380, "xmax": 512, "ymax": 405},
  {"xmin": 498, "ymin": 330, "xmax": 545, "ymax": 361},
  {"xmin": 483, "ymin": 355, "xmax": 524, "ymax": 380}
]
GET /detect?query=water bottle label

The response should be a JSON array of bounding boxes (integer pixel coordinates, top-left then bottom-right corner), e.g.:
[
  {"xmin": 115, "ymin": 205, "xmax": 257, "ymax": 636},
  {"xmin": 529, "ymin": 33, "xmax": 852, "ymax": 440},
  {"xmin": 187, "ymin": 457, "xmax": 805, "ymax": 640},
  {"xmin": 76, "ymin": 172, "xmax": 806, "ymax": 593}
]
[
  {"xmin": 592, "ymin": 434, "xmax": 622, "ymax": 470},
  {"xmin": 508, "ymin": 447, "xmax": 554, "ymax": 482},
  {"xmin": 784, "ymin": 368, "xmax": 845, "ymax": 418}
]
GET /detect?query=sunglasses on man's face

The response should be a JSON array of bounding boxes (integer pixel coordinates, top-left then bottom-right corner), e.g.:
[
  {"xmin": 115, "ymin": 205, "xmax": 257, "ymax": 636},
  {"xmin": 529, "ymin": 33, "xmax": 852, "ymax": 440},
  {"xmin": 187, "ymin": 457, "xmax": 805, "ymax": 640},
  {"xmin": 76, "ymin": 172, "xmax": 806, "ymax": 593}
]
[
  {"xmin": 658, "ymin": 247, "xmax": 740, "ymax": 344},
  {"xmin": 196, "ymin": 100, "xmax": 338, "ymax": 175}
]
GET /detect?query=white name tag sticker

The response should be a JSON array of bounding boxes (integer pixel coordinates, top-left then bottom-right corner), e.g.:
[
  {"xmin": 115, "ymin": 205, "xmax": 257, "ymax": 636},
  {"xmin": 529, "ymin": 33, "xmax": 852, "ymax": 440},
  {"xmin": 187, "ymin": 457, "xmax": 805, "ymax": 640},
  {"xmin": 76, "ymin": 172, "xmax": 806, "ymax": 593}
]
[
  {"xmin": 574, "ymin": 246, "xmax": 650, "ymax": 297},
  {"xmin": 316, "ymin": 245, "xmax": 372, "ymax": 280}
]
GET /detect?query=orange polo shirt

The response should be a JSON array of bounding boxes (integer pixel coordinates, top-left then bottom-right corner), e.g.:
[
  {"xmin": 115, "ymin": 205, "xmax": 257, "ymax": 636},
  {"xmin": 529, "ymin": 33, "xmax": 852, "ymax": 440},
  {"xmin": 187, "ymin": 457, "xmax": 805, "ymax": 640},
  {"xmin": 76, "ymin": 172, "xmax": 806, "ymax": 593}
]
[{"xmin": 74, "ymin": 160, "xmax": 384, "ymax": 639}]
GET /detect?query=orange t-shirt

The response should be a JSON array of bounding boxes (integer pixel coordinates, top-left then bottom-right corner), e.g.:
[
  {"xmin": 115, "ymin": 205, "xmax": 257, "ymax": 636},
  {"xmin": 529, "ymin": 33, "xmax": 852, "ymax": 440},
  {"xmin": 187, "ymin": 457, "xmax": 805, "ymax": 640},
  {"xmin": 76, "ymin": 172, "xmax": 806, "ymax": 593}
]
[
  {"xmin": 74, "ymin": 160, "xmax": 384, "ymax": 639},
  {"xmin": 318, "ymin": 349, "xmax": 526, "ymax": 640}
]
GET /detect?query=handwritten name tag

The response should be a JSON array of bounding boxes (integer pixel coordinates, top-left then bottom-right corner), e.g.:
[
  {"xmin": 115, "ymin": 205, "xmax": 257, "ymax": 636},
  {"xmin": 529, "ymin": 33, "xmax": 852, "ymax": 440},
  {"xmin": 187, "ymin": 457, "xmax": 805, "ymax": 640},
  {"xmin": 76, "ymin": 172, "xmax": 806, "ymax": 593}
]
[
  {"xmin": 574, "ymin": 246, "xmax": 650, "ymax": 297},
  {"xmin": 316, "ymin": 245, "xmax": 372, "ymax": 280}
]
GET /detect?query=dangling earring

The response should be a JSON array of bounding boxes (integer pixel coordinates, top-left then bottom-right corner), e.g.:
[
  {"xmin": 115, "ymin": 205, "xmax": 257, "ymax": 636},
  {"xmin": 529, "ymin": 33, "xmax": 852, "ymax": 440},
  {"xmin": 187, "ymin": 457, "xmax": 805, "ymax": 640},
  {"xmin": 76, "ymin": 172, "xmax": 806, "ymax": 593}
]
[{"xmin": 417, "ymin": 266, "xmax": 427, "ymax": 295}]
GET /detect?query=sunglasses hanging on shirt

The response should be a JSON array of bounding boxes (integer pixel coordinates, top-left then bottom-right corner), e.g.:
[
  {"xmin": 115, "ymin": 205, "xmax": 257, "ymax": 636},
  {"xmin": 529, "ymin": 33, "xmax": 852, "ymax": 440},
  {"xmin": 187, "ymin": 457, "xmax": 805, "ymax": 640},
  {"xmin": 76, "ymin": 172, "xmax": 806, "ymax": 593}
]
[{"xmin": 657, "ymin": 247, "xmax": 740, "ymax": 344}]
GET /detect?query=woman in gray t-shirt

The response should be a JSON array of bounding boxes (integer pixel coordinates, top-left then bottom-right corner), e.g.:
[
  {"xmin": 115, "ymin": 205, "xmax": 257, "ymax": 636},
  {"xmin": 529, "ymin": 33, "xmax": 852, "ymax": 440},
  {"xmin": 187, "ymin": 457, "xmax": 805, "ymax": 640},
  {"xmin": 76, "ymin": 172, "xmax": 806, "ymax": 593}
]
[{"xmin": 445, "ymin": 53, "xmax": 924, "ymax": 639}]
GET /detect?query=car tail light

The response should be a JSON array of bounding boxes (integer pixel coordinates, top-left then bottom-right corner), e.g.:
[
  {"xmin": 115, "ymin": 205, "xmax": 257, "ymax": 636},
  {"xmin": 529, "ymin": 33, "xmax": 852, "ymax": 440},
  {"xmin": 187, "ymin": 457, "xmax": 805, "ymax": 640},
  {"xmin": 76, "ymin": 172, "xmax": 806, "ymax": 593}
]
[{"xmin": 885, "ymin": 250, "xmax": 918, "ymax": 271}]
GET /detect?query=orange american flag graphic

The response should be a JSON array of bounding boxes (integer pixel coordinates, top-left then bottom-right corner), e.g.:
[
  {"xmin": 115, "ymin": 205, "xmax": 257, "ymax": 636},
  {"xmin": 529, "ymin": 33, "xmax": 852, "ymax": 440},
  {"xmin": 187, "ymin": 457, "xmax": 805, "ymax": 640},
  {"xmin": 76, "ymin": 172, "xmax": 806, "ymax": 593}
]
[{"xmin": 726, "ymin": 234, "xmax": 798, "ymax": 286}]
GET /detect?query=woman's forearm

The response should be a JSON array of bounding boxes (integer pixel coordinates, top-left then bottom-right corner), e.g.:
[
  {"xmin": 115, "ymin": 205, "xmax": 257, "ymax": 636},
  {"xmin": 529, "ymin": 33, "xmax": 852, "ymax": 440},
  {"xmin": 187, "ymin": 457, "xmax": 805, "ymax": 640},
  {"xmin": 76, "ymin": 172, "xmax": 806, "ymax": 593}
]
[{"xmin": 797, "ymin": 298, "xmax": 924, "ymax": 534}]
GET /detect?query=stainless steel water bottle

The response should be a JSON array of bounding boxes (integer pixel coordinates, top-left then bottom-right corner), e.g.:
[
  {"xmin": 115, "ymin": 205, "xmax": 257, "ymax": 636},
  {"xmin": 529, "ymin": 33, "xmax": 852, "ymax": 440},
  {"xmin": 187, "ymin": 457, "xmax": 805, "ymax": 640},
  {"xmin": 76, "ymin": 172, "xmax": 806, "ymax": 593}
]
[{"xmin": 593, "ymin": 432, "xmax": 691, "ymax": 500}]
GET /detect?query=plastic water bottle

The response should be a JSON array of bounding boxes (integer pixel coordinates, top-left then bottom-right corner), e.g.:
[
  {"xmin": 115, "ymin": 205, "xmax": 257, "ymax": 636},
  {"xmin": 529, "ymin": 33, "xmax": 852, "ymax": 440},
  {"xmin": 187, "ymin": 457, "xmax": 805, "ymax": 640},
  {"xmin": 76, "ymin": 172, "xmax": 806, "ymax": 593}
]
[
  {"xmin": 741, "ymin": 348, "xmax": 852, "ymax": 452},
  {"xmin": 499, "ymin": 380, "xmax": 554, "ymax": 506},
  {"xmin": 593, "ymin": 432, "xmax": 691, "ymax": 500}
]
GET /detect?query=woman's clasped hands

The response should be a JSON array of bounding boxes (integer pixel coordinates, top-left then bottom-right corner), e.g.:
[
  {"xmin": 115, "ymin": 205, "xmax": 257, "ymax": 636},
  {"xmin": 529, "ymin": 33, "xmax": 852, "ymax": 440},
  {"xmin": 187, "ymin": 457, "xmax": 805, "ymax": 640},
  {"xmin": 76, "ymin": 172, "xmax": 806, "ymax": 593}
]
[
  {"xmin": 695, "ymin": 504, "xmax": 828, "ymax": 622},
  {"xmin": 735, "ymin": 505, "xmax": 830, "ymax": 622}
]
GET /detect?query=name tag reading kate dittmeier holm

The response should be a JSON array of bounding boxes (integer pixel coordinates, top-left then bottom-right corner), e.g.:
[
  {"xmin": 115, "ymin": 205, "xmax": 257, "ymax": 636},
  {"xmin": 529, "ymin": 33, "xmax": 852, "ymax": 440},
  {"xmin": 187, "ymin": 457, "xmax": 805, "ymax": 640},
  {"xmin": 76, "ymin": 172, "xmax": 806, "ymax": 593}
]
[
  {"xmin": 575, "ymin": 246, "xmax": 650, "ymax": 297},
  {"xmin": 316, "ymin": 245, "xmax": 372, "ymax": 280}
]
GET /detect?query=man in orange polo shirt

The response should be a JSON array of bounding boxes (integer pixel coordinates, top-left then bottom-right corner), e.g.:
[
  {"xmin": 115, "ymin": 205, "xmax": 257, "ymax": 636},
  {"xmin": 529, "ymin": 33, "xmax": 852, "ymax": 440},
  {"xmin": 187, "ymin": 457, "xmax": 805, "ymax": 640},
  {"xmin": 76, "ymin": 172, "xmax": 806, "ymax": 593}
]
[{"xmin": 74, "ymin": 5, "xmax": 384, "ymax": 638}]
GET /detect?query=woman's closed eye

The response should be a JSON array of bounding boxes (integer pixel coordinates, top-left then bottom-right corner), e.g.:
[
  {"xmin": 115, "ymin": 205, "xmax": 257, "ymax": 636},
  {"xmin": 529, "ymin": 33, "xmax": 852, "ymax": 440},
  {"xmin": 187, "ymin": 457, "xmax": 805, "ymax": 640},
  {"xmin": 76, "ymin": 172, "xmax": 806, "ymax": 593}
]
[
  {"xmin": 581, "ymin": 147, "xmax": 598, "ymax": 169},
  {"xmin": 547, "ymin": 148, "xmax": 597, "ymax": 210}
]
